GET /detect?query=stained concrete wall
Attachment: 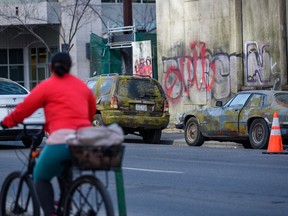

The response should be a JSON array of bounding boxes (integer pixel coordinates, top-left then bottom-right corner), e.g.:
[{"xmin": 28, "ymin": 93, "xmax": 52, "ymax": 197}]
[{"xmin": 156, "ymin": 0, "xmax": 287, "ymax": 124}]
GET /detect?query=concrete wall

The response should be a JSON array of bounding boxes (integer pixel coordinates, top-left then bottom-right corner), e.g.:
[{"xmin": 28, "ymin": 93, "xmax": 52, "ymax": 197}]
[
  {"xmin": 0, "ymin": 1, "xmax": 61, "ymax": 25},
  {"xmin": 242, "ymin": 0, "xmax": 287, "ymax": 87},
  {"xmin": 156, "ymin": 0, "xmax": 287, "ymax": 124}
]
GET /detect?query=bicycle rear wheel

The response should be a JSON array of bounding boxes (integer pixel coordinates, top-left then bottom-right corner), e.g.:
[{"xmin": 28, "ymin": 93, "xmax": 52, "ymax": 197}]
[
  {"xmin": 63, "ymin": 175, "xmax": 114, "ymax": 216},
  {"xmin": 0, "ymin": 171, "xmax": 40, "ymax": 216}
]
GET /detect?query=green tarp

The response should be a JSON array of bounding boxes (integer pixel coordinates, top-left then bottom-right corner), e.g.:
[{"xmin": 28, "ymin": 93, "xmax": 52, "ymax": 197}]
[
  {"xmin": 90, "ymin": 32, "xmax": 157, "ymax": 79},
  {"xmin": 90, "ymin": 33, "xmax": 122, "ymax": 76}
]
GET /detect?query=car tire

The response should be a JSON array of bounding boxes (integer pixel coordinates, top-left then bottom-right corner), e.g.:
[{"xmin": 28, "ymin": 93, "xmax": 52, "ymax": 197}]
[
  {"xmin": 184, "ymin": 117, "xmax": 205, "ymax": 146},
  {"xmin": 249, "ymin": 118, "xmax": 269, "ymax": 149},
  {"xmin": 21, "ymin": 136, "xmax": 43, "ymax": 148},
  {"xmin": 93, "ymin": 114, "xmax": 104, "ymax": 126},
  {"xmin": 141, "ymin": 129, "xmax": 162, "ymax": 144}
]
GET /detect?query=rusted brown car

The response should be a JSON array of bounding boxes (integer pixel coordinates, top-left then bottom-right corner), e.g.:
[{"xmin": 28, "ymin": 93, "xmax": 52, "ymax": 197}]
[
  {"xmin": 87, "ymin": 74, "xmax": 170, "ymax": 144},
  {"xmin": 176, "ymin": 90, "xmax": 288, "ymax": 149}
]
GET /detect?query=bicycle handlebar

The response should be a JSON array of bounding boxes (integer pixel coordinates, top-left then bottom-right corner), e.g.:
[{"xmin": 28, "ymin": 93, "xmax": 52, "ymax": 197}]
[{"xmin": 22, "ymin": 123, "xmax": 45, "ymax": 141}]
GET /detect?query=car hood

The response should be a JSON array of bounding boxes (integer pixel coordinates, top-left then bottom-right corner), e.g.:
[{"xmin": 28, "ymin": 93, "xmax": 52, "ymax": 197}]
[{"xmin": 0, "ymin": 95, "xmax": 45, "ymax": 125}]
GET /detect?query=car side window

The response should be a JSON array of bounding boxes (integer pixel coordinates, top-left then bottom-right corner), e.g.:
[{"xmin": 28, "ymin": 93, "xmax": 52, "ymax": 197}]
[
  {"xmin": 99, "ymin": 78, "xmax": 113, "ymax": 96},
  {"xmin": 275, "ymin": 93, "xmax": 288, "ymax": 106},
  {"xmin": 87, "ymin": 77, "xmax": 114, "ymax": 97},
  {"xmin": 245, "ymin": 94, "xmax": 264, "ymax": 107},
  {"xmin": 87, "ymin": 80, "xmax": 97, "ymax": 92},
  {"xmin": 226, "ymin": 94, "xmax": 251, "ymax": 107}
]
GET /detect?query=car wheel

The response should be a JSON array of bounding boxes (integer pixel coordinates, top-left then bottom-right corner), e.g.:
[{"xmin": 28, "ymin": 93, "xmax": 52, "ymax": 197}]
[
  {"xmin": 184, "ymin": 117, "xmax": 205, "ymax": 146},
  {"xmin": 249, "ymin": 119, "xmax": 269, "ymax": 149},
  {"xmin": 141, "ymin": 129, "xmax": 162, "ymax": 144},
  {"xmin": 92, "ymin": 114, "xmax": 104, "ymax": 126},
  {"xmin": 21, "ymin": 137, "xmax": 43, "ymax": 148}
]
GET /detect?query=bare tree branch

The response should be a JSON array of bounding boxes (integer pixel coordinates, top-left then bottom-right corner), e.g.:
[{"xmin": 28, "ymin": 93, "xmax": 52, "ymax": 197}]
[
  {"xmin": 0, "ymin": 0, "xmax": 97, "ymax": 53},
  {"xmin": 88, "ymin": 4, "xmax": 108, "ymax": 29}
]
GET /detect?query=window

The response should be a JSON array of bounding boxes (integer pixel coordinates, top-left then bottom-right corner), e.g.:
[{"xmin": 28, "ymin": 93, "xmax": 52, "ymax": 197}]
[
  {"xmin": 226, "ymin": 94, "xmax": 251, "ymax": 107},
  {"xmin": 9, "ymin": 49, "xmax": 23, "ymax": 64},
  {"xmin": 29, "ymin": 47, "xmax": 58, "ymax": 89},
  {"xmin": 38, "ymin": 48, "xmax": 47, "ymax": 64},
  {"xmin": 275, "ymin": 93, "xmax": 288, "ymax": 106},
  {"xmin": 0, "ymin": 49, "xmax": 24, "ymax": 86},
  {"xmin": 0, "ymin": 66, "xmax": 8, "ymax": 78},
  {"xmin": 117, "ymin": 79, "xmax": 162, "ymax": 99},
  {"xmin": 245, "ymin": 94, "xmax": 264, "ymax": 107},
  {"xmin": 0, "ymin": 50, "xmax": 7, "ymax": 64}
]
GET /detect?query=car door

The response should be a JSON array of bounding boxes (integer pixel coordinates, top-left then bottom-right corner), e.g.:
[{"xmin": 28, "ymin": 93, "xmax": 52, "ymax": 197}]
[
  {"xmin": 220, "ymin": 93, "xmax": 252, "ymax": 136},
  {"xmin": 198, "ymin": 106, "xmax": 223, "ymax": 137},
  {"xmin": 238, "ymin": 93, "xmax": 267, "ymax": 135}
]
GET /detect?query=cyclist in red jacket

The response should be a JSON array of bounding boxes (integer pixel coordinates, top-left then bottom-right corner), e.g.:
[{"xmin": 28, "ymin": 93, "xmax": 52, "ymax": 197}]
[{"xmin": 1, "ymin": 52, "xmax": 96, "ymax": 216}]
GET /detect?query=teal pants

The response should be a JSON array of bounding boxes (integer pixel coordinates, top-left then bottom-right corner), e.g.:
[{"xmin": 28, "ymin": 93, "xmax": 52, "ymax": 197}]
[
  {"xmin": 33, "ymin": 144, "xmax": 72, "ymax": 182},
  {"xmin": 33, "ymin": 144, "xmax": 72, "ymax": 216}
]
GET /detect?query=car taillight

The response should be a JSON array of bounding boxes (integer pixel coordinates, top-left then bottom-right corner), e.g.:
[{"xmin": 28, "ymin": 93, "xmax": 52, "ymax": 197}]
[
  {"xmin": 110, "ymin": 95, "xmax": 118, "ymax": 109},
  {"xmin": 163, "ymin": 99, "xmax": 169, "ymax": 113}
]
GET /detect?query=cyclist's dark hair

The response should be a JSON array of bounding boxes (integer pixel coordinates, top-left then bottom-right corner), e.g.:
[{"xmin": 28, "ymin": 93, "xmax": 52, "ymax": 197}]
[{"xmin": 51, "ymin": 52, "xmax": 72, "ymax": 77}]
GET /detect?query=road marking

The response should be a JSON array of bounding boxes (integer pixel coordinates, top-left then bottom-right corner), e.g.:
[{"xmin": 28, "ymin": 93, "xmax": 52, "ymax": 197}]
[{"xmin": 123, "ymin": 167, "xmax": 184, "ymax": 174}]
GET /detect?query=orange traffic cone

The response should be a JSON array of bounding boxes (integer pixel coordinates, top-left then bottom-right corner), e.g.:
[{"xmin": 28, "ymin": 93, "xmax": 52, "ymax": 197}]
[{"xmin": 263, "ymin": 112, "xmax": 287, "ymax": 154}]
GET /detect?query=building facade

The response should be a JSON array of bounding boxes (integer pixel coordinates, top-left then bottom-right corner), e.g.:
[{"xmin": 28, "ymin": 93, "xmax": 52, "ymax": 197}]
[
  {"xmin": 156, "ymin": 0, "xmax": 288, "ymax": 123},
  {"xmin": 0, "ymin": 0, "xmax": 101, "ymax": 90},
  {"xmin": 0, "ymin": 0, "xmax": 156, "ymax": 90}
]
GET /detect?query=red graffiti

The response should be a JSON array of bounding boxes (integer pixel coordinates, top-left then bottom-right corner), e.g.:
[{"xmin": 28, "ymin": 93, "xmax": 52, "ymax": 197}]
[{"xmin": 163, "ymin": 41, "xmax": 216, "ymax": 102}]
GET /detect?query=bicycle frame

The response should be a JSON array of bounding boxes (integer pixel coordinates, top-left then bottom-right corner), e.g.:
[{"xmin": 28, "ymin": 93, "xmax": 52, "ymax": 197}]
[
  {"xmin": 2, "ymin": 123, "xmax": 127, "ymax": 216},
  {"xmin": 15, "ymin": 124, "xmax": 44, "ymax": 214}
]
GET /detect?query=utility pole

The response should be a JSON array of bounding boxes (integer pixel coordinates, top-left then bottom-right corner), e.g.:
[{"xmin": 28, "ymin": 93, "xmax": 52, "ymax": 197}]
[
  {"xmin": 121, "ymin": 0, "xmax": 133, "ymax": 74},
  {"xmin": 123, "ymin": 0, "xmax": 132, "ymax": 26}
]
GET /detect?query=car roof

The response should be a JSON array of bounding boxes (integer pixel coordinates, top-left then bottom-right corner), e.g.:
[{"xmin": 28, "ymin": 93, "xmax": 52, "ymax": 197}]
[
  {"xmin": 238, "ymin": 90, "xmax": 288, "ymax": 95},
  {"xmin": 87, "ymin": 74, "xmax": 154, "ymax": 80},
  {"xmin": 0, "ymin": 77, "xmax": 15, "ymax": 83}
]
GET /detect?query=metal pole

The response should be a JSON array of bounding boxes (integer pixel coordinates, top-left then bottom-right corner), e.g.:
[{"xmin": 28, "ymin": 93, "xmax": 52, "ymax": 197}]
[
  {"xmin": 115, "ymin": 168, "xmax": 127, "ymax": 216},
  {"xmin": 123, "ymin": 0, "xmax": 133, "ymax": 26}
]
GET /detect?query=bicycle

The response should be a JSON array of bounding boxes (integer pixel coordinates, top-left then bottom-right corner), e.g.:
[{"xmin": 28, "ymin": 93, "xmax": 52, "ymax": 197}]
[
  {"xmin": 0, "ymin": 123, "xmax": 127, "ymax": 216},
  {"xmin": 0, "ymin": 123, "xmax": 44, "ymax": 216}
]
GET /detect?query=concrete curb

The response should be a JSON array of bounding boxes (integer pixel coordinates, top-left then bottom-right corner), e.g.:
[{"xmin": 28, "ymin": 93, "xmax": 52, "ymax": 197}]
[
  {"xmin": 170, "ymin": 139, "xmax": 243, "ymax": 148},
  {"xmin": 161, "ymin": 128, "xmax": 243, "ymax": 148}
]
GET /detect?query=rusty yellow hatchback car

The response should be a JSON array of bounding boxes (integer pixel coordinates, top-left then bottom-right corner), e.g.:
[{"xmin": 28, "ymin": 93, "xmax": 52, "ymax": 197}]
[
  {"xmin": 176, "ymin": 90, "xmax": 288, "ymax": 149},
  {"xmin": 87, "ymin": 74, "xmax": 170, "ymax": 144}
]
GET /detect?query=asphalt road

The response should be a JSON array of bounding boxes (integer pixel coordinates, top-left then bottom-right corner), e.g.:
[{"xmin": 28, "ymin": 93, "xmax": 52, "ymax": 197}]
[
  {"xmin": 0, "ymin": 131, "xmax": 287, "ymax": 216},
  {"xmin": 109, "ymin": 143, "xmax": 288, "ymax": 216}
]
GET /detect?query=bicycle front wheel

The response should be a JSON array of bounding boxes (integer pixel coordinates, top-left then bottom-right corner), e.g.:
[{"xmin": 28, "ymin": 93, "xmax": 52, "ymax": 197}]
[
  {"xmin": 0, "ymin": 171, "xmax": 40, "ymax": 216},
  {"xmin": 64, "ymin": 175, "xmax": 114, "ymax": 216}
]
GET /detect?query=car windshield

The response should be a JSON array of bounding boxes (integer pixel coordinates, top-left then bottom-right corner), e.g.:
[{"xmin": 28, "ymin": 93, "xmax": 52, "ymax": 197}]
[
  {"xmin": 0, "ymin": 81, "xmax": 27, "ymax": 95},
  {"xmin": 117, "ymin": 79, "xmax": 162, "ymax": 99},
  {"xmin": 275, "ymin": 93, "xmax": 288, "ymax": 105}
]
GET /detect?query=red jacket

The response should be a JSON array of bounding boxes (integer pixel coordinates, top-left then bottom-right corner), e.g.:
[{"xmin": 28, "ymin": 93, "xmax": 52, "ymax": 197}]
[{"xmin": 3, "ymin": 74, "xmax": 96, "ymax": 134}]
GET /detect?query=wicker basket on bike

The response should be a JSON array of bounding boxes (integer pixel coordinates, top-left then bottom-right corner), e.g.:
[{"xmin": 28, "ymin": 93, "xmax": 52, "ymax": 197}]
[{"xmin": 66, "ymin": 124, "xmax": 125, "ymax": 171}]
